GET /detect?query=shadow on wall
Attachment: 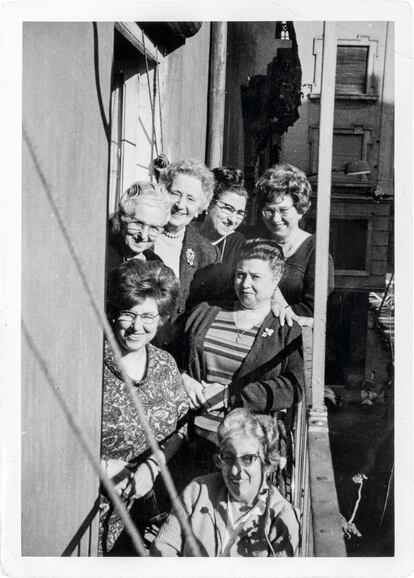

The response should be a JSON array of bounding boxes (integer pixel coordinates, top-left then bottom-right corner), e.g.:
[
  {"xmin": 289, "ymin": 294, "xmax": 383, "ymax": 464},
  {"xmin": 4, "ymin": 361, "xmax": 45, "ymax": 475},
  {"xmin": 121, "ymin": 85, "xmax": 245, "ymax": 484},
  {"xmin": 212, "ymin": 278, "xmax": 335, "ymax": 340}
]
[{"xmin": 92, "ymin": 22, "xmax": 110, "ymax": 142}]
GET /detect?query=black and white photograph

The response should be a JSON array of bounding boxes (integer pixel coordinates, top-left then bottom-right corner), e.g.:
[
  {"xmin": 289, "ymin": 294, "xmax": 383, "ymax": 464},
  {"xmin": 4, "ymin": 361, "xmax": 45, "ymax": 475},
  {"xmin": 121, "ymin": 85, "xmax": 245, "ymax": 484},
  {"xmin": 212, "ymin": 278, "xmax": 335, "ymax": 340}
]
[{"xmin": 1, "ymin": 1, "xmax": 413, "ymax": 576}]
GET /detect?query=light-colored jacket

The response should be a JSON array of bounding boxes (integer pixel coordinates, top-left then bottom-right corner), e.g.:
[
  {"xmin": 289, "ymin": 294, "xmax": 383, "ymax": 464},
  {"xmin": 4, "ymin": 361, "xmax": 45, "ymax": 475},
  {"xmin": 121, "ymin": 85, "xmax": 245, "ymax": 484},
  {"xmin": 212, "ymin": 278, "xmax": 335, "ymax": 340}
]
[{"xmin": 151, "ymin": 472, "xmax": 300, "ymax": 557}]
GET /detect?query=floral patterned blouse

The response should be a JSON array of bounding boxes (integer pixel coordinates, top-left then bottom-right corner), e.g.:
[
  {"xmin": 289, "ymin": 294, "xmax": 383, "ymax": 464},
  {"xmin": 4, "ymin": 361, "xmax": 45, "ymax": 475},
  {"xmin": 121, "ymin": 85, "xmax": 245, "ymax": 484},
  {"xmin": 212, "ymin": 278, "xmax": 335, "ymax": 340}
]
[{"xmin": 99, "ymin": 341, "xmax": 189, "ymax": 554}]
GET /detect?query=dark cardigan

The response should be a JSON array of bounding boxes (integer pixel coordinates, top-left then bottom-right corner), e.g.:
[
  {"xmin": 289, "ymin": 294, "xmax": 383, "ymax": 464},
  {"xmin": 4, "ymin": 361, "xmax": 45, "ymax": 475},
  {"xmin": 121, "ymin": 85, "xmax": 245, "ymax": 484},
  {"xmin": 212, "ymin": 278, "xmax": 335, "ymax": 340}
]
[
  {"xmin": 106, "ymin": 233, "xmax": 162, "ymax": 275},
  {"xmin": 182, "ymin": 302, "xmax": 304, "ymax": 412},
  {"xmin": 187, "ymin": 230, "xmax": 245, "ymax": 307},
  {"xmin": 175, "ymin": 225, "xmax": 221, "ymax": 319},
  {"xmin": 153, "ymin": 225, "xmax": 220, "ymax": 352},
  {"xmin": 278, "ymin": 234, "xmax": 334, "ymax": 316}
]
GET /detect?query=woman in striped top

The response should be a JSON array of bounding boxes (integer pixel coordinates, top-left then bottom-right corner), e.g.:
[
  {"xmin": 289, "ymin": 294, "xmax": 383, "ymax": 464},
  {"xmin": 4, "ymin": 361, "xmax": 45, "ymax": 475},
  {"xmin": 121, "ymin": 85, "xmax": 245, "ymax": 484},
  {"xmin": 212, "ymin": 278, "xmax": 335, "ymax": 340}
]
[{"xmin": 181, "ymin": 239, "xmax": 304, "ymax": 418}]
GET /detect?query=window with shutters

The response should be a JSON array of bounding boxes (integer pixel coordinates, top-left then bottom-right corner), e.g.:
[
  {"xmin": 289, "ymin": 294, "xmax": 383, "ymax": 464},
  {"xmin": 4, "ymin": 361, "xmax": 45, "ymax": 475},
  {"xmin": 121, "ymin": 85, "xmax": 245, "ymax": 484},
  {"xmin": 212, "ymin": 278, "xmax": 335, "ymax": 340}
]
[
  {"xmin": 308, "ymin": 125, "xmax": 372, "ymax": 189},
  {"xmin": 310, "ymin": 35, "xmax": 378, "ymax": 100},
  {"xmin": 336, "ymin": 45, "xmax": 369, "ymax": 94}
]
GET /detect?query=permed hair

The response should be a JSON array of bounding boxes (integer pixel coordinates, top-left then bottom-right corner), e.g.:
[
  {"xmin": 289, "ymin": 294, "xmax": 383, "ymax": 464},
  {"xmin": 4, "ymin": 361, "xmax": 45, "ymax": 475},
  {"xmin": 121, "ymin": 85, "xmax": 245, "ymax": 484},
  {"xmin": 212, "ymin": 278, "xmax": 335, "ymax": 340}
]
[
  {"xmin": 106, "ymin": 260, "xmax": 180, "ymax": 324},
  {"xmin": 217, "ymin": 408, "xmax": 284, "ymax": 473},
  {"xmin": 159, "ymin": 159, "xmax": 215, "ymax": 210},
  {"xmin": 118, "ymin": 181, "xmax": 171, "ymax": 225},
  {"xmin": 237, "ymin": 238, "xmax": 285, "ymax": 280},
  {"xmin": 255, "ymin": 163, "xmax": 312, "ymax": 215},
  {"xmin": 212, "ymin": 166, "xmax": 248, "ymax": 202}
]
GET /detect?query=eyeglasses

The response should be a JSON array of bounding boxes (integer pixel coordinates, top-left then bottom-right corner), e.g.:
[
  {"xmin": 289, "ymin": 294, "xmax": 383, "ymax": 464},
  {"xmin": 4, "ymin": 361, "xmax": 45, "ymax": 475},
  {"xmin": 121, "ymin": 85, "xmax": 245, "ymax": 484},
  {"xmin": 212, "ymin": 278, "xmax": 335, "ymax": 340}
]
[
  {"xmin": 117, "ymin": 310, "xmax": 160, "ymax": 326},
  {"xmin": 168, "ymin": 190, "xmax": 198, "ymax": 207},
  {"xmin": 261, "ymin": 205, "xmax": 293, "ymax": 219},
  {"xmin": 217, "ymin": 452, "xmax": 260, "ymax": 468},
  {"xmin": 124, "ymin": 220, "xmax": 164, "ymax": 239},
  {"xmin": 214, "ymin": 200, "xmax": 247, "ymax": 219}
]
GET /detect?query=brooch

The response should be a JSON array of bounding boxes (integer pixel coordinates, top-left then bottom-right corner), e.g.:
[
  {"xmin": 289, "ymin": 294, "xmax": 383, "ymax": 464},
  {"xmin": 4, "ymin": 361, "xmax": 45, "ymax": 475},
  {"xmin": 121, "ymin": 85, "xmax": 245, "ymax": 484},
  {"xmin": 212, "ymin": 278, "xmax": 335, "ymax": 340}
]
[
  {"xmin": 261, "ymin": 328, "xmax": 274, "ymax": 338},
  {"xmin": 186, "ymin": 248, "xmax": 195, "ymax": 266}
]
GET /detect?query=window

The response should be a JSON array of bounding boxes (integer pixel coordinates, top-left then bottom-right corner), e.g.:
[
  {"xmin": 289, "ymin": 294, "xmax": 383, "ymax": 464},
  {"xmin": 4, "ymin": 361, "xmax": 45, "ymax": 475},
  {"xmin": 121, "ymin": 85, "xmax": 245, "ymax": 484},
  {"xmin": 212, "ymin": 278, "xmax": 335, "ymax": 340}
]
[
  {"xmin": 109, "ymin": 24, "xmax": 159, "ymax": 213},
  {"xmin": 311, "ymin": 35, "xmax": 378, "ymax": 100},
  {"xmin": 305, "ymin": 216, "xmax": 372, "ymax": 275},
  {"xmin": 308, "ymin": 125, "xmax": 372, "ymax": 187},
  {"xmin": 335, "ymin": 46, "xmax": 369, "ymax": 94},
  {"xmin": 330, "ymin": 218, "xmax": 369, "ymax": 272}
]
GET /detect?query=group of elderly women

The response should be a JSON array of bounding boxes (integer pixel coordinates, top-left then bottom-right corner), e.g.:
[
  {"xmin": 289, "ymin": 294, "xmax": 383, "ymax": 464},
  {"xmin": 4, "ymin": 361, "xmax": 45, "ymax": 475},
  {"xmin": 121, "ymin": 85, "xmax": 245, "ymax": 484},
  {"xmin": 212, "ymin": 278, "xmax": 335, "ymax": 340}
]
[{"xmin": 99, "ymin": 159, "xmax": 333, "ymax": 557}]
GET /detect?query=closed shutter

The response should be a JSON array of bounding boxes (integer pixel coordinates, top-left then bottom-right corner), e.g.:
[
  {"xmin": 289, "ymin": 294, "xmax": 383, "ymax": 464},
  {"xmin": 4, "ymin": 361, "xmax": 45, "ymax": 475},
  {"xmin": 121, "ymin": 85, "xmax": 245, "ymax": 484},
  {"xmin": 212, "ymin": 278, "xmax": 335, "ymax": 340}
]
[{"xmin": 335, "ymin": 46, "xmax": 369, "ymax": 94}]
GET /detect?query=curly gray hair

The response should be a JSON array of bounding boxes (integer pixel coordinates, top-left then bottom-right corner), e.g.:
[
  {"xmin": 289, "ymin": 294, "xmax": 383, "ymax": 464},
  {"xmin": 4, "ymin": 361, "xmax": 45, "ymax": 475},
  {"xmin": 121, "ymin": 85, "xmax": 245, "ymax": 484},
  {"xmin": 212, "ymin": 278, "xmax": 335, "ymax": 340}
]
[
  {"xmin": 110, "ymin": 181, "xmax": 171, "ymax": 237},
  {"xmin": 159, "ymin": 159, "xmax": 215, "ymax": 211},
  {"xmin": 119, "ymin": 181, "xmax": 171, "ymax": 224},
  {"xmin": 217, "ymin": 408, "xmax": 285, "ymax": 473}
]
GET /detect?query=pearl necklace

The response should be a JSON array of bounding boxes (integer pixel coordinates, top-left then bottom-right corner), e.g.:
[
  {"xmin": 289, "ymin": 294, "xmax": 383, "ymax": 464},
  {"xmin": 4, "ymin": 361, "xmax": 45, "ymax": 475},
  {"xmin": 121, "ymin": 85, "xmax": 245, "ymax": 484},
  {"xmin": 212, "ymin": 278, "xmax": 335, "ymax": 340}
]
[{"xmin": 163, "ymin": 228, "xmax": 186, "ymax": 239}]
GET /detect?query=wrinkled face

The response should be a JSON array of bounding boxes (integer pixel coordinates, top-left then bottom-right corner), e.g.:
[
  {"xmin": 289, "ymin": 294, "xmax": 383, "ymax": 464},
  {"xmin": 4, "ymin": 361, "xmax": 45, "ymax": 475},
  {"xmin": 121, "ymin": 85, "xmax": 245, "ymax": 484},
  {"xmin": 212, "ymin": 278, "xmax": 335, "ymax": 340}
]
[
  {"xmin": 262, "ymin": 194, "xmax": 302, "ymax": 241},
  {"xmin": 113, "ymin": 297, "xmax": 160, "ymax": 354},
  {"xmin": 220, "ymin": 434, "xmax": 264, "ymax": 505},
  {"xmin": 121, "ymin": 201, "xmax": 166, "ymax": 257},
  {"xmin": 205, "ymin": 191, "xmax": 247, "ymax": 237},
  {"xmin": 234, "ymin": 258, "xmax": 279, "ymax": 310},
  {"xmin": 167, "ymin": 174, "xmax": 205, "ymax": 231}
]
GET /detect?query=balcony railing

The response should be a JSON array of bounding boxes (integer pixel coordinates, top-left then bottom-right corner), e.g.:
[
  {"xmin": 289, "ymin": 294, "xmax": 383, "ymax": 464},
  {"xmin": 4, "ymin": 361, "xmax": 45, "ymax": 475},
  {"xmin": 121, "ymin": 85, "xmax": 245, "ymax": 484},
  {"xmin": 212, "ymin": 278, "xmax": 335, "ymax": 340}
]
[{"xmin": 293, "ymin": 327, "xmax": 347, "ymax": 556}]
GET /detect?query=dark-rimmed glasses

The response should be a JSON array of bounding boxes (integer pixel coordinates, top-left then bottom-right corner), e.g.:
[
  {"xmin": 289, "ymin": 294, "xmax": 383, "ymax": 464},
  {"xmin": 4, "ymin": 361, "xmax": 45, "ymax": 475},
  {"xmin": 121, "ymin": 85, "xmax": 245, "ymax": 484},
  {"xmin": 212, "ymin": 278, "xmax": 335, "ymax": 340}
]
[
  {"xmin": 217, "ymin": 452, "xmax": 260, "ymax": 468},
  {"xmin": 214, "ymin": 200, "xmax": 247, "ymax": 220}
]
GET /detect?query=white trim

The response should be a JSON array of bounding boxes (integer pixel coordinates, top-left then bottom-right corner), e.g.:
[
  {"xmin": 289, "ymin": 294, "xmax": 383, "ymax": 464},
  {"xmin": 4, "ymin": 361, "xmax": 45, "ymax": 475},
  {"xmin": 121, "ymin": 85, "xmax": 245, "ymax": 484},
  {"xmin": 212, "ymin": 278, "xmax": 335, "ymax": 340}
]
[{"xmin": 114, "ymin": 22, "xmax": 159, "ymax": 63}]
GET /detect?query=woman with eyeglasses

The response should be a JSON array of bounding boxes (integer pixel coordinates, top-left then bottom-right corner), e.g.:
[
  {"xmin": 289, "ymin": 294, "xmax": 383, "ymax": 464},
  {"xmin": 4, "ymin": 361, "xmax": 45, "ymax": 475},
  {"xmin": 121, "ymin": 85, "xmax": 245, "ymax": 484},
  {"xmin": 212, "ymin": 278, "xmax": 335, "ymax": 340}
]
[
  {"xmin": 196, "ymin": 167, "xmax": 247, "ymax": 264},
  {"xmin": 152, "ymin": 408, "xmax": 300, "ymax": 557},
  {"xmin": 99, "ymin": 259, "xmax": 189, "ymax": 555},
  {"xmin": 107, "ymin": 182, "xmax": 171, "ymax": 273},
  {"xmin": 186, "ymin": 167, "xmax": 248, "ymax": 307},
  {"xmin": 151, "ymin": 159, "xmax": 220, "ymax": 347},
  {"xmin": 255, "ymin": 164, "xmax": 334, "ymax": 326}
]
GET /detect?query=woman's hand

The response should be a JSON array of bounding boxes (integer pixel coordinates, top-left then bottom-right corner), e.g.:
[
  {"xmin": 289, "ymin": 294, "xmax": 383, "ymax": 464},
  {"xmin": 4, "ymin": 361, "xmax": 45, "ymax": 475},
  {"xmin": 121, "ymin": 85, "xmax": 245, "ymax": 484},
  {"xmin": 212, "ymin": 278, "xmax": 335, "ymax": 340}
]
[
  {"xmin": 201, "ymin": 380, "xmax": 228, "ymax": 411},
  {"xmin": 103, "ymin": 458, "xmax": 134, "ymax": 499},
  {"xmin": 182, "ymin": 373, "xmax": 208, "ymax": 409},
  {"xmin": 127, "ymin": 462, "xmax": 158, "ymax": 500},
  {"xmin": 271, "ymin": 302, "xmax": 297, "ymax": 327},
  {"xmin": 270, "ymin": 287, "xmax": 298, "ymax": 327}
]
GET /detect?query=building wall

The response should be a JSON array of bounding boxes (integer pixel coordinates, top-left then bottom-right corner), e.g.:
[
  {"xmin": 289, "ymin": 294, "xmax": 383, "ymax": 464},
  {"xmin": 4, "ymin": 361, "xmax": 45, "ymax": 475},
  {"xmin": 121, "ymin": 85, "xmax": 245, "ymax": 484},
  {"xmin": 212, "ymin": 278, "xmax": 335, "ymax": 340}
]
[
  {"xmin": 283, "ymin": 21, "xmax": 394, "ymax": 196},
  {"xmin": 160, "ymin": 23, "xmax": 211, "ymax": 163},
  {"xmin": 22, "ymin": 22, "xmax": 113, "ymax": 555},
  {"xmin": 224, "ymin": 21, "xmax": 394, "ymax": 197}
]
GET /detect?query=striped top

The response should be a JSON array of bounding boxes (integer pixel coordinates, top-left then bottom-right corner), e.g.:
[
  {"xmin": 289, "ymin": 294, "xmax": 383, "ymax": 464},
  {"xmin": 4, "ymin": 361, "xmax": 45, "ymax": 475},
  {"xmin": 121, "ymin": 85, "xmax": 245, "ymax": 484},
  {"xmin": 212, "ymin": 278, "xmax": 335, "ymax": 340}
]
[{"xmin": 204, "ymin": 310, "xmax": 260, "ymax": 391}]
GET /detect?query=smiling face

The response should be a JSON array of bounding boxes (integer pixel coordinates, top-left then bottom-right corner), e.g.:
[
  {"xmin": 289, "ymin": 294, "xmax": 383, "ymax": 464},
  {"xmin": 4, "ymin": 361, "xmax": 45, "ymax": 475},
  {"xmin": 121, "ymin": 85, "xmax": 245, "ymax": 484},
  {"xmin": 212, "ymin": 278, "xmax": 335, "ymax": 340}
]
[
  {"xmin": 220, "ymin": 434, "xmax": 264, "ymax": 505},
  {"xmin": 167, "ymin": 173, "xmax": 205, "ymax": 232},
  {"xmin": 113, "ymin": 297, "xmax": 160, "ymax": 354},
  {"xmin": 262, "ymin": 194, "xmax": 303, "ymax": 242},
  {"xmin": 205, "ymin": 191, "xmax": 247, "ymax": 238},
  {"xmin": 121, "ymin": 200, "xmax": 167, "ymax": 257},
  {"xmin": 234, "ymin": 258, "xmax": 280, "ymax": 310}
]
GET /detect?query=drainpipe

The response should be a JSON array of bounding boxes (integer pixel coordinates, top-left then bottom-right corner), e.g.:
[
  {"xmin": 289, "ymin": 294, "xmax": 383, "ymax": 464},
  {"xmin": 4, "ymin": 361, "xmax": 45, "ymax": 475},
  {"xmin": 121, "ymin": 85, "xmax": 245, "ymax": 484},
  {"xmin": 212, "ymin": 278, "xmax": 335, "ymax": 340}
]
[{"xmin": 206, "ymin": 22, "xmax": 227, "ymax": 168}]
